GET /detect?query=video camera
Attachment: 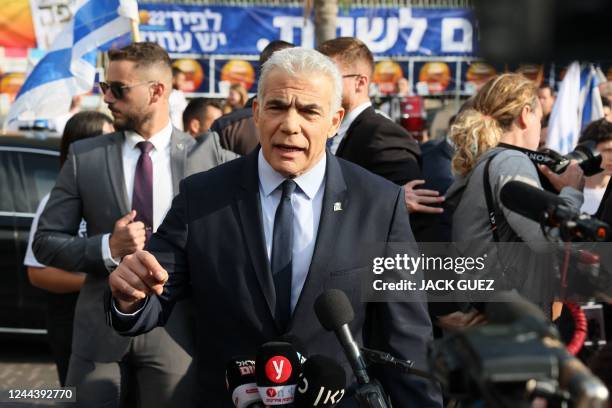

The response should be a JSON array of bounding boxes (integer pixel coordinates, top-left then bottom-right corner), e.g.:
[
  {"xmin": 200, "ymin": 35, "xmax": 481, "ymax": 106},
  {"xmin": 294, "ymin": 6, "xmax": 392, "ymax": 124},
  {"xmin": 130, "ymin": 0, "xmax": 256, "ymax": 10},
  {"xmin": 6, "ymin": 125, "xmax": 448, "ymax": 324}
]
[
  {"xmin": 429, "ymin": 292, "xmax": 609, "ymax": 407},
  {"xmin": 498, "ymin": 142, "xmax": 603, "ymax": 192}
]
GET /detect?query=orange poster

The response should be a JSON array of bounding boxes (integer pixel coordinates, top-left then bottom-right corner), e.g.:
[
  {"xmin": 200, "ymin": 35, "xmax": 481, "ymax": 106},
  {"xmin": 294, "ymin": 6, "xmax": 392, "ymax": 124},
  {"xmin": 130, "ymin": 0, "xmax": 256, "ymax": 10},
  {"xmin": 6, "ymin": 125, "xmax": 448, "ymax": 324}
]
[{"xmin": 0, "ymin": 0, "xmax": 36, "ymax": 48}]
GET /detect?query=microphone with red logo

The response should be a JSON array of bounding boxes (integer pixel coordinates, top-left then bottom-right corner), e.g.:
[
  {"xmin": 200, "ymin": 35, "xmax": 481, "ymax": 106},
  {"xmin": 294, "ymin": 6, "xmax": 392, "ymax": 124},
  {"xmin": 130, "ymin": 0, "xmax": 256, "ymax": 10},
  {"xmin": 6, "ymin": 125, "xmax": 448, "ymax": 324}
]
[
  {"xmin": 294, "ymin": 355, "xmax": 346, "ymax": 407},
  {"xmin": 225, "ymin": 356, "xmax": 264, "ymax": 408},
  {"xmin": 255, "ymin": 341, "xmax": 302, "ymax": 406}
]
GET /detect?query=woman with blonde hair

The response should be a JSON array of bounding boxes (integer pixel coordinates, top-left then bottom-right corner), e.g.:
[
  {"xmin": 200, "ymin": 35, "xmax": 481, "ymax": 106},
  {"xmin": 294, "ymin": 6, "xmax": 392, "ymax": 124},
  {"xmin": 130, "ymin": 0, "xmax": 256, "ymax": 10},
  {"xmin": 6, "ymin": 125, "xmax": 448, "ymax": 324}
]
[
  {"xmin": 446, "ymin": 73, "xmax": 584, "ymax": 310},
  {"xmin": 223, "ymin": 83, "xmax": 248, "ymax": 114}
]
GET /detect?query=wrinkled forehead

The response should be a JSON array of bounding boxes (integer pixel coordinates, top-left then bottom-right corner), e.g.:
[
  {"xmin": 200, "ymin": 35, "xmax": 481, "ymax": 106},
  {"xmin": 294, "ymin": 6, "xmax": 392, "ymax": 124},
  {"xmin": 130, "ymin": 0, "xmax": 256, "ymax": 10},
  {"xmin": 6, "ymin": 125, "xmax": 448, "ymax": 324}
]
[{"xmin": 260, "ymin": 67, "xmax": 334, "ymax": 99}]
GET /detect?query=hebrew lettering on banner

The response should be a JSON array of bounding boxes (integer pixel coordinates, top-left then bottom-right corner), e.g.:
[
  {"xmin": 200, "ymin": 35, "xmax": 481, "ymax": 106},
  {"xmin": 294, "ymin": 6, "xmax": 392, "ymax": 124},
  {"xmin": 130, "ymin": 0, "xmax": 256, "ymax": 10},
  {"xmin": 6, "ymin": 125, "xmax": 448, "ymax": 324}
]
[
  {"xmin": 30, "ymin": 0, "xmax": 77, "ymax": 49},
  {"xmin": 138, "ymin": 4, "xmax": 476, "ymax": 57},
  {"xmin": 140, "ymin": 8, "xmax": 227, "ymax": 54}
]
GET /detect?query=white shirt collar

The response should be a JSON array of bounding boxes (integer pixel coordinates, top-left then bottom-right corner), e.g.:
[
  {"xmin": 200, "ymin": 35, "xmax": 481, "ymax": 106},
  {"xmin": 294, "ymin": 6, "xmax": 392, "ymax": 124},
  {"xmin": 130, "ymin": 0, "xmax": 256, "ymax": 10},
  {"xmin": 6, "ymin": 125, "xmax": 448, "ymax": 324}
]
[
  {"xmin": 124, "ymin": 120, "xmax": 173, "ymax": 152},
  {"xmin": 338, "ymin": 101, "xmax": 371, "ymax": 136},
  {"xmin": 258, "ymin": 150, "xmax": 326, "ymax": 200}
]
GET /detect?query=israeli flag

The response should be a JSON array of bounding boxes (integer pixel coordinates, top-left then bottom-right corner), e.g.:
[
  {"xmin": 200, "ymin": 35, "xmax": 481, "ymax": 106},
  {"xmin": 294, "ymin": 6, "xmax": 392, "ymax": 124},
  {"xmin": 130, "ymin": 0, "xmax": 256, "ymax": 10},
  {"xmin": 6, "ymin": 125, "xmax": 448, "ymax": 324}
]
[
  {"xmin": 546, "ymin": 62, "xmax": 604, "ymax": 154},
  {"xmin": 5, "ymin": 0, "xmax": 138, "ymax": 129}
]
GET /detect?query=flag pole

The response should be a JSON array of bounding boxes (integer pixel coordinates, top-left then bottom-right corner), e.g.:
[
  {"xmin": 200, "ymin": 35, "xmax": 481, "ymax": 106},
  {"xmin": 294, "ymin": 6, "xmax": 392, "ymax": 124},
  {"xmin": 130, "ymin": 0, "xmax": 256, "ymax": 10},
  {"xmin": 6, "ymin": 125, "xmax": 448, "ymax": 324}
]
[{"xmin": 130, "ymin": 17, "xmax": 141, "ymax": 43}]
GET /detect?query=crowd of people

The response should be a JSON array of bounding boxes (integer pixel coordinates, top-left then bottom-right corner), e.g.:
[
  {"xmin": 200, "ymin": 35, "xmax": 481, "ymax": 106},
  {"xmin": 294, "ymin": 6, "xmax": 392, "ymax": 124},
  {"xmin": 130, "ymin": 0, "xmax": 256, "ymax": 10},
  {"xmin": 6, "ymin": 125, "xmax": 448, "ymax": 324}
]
[{"xmin": 20, "ymin": 36, "xmax": 612, "ymax": 407}]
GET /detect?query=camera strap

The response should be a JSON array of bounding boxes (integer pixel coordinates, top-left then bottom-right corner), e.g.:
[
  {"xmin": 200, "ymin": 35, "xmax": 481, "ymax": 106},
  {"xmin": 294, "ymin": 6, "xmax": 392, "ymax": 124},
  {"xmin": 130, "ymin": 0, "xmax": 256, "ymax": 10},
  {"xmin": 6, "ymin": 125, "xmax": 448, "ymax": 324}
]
[
  {"xmin": 483, "ymin": 154, "xmax": 500, "ymax": 242},
  {"xmin": 497, "ymin": 142, "xmax": 559, "ymax": 167}
]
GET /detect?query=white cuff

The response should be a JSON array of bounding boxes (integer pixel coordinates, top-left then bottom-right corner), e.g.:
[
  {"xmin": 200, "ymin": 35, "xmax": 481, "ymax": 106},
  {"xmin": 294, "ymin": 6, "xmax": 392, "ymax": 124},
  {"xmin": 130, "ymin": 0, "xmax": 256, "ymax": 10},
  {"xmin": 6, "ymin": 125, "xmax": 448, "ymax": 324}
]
[
  {"xmin": 102, "ymin": 233, "xmax": 121, "ymax": 271},
  {"xmin": 112, "ymin": 297, "xmax": 148, "ymax": 316}
]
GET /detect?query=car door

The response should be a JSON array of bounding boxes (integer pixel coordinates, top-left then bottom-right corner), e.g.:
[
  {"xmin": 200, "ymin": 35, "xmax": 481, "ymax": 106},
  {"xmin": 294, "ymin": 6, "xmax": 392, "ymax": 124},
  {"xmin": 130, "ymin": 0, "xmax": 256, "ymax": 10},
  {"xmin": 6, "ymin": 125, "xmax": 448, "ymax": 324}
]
[{"xmin": 0, "ymin": 146, "xmax": 59, "ymax": 334}]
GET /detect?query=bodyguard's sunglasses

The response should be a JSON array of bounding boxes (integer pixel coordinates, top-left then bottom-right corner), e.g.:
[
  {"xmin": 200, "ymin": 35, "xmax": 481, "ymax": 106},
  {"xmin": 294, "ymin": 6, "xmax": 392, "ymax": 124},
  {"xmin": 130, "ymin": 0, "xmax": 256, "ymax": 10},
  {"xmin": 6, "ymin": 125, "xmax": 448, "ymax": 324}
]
[{"xmin": 99, "ymin": 81, "xmax": 157, "ymax": 99}]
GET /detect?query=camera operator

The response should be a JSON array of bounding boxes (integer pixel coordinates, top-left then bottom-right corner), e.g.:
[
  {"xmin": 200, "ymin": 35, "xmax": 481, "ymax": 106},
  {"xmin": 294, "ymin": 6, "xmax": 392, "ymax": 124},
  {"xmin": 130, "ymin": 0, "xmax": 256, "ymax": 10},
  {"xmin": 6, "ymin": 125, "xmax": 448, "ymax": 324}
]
[{"xmin": 447, "ymin": 73, "xmax": 584, "ymax": 314}]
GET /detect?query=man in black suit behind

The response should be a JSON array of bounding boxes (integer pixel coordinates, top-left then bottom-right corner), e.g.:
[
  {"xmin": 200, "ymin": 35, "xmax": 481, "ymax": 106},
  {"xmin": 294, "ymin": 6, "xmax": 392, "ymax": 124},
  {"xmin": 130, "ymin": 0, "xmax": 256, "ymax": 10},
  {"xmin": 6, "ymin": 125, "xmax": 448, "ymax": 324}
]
[
  {"xmin": 318, "ymin": 37, "xmax": 422, "ymax": 186},
  {"xmin": 108, "ymin": 48, "xmax": 440, "ymax": 407}
]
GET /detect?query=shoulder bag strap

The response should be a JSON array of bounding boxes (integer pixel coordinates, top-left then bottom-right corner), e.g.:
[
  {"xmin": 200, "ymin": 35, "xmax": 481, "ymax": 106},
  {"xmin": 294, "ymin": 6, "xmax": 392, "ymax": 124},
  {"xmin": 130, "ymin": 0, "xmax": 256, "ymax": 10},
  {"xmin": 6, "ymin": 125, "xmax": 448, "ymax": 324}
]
[{"xmin": 483, "ymin": 154, "xmax": 500, "ymax": 242}]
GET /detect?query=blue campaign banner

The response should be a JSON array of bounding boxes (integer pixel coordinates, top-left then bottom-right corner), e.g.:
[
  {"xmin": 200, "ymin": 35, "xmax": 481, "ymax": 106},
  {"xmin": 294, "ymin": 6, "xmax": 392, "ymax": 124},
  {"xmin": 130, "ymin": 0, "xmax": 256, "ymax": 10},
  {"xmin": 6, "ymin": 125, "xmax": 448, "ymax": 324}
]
[{"xmin": 138, "ymin": 4, "xmax": 476, "ymax": 56}]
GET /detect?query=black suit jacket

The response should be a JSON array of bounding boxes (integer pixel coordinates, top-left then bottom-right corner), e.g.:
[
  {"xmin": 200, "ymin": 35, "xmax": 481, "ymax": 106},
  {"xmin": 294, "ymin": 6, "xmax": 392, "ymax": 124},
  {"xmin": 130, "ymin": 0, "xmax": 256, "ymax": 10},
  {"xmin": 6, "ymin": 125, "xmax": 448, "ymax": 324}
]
[
  {"xmin": 596, "ymin": 181, "xmax": 612, "ymax": 227},
  {"xmin": 336, "ymin": 106, "xmax": 422, "ymax": 186},
  {"xmin": 110, "ymin": 149, "xmax": 441, "ymax": 407},
  {"xmin": 209, "ymin": 97, "xmax": 259, "ymax": 155}
]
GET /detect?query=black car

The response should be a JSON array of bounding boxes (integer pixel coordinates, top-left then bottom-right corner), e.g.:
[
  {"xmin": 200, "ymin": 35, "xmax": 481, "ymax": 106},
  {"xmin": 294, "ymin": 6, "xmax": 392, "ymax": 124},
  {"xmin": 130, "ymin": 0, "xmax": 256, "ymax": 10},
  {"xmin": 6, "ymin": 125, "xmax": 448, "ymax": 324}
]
[{"xmin": 0, "ymin": 133, "xmax": 60, "ymax": 335}]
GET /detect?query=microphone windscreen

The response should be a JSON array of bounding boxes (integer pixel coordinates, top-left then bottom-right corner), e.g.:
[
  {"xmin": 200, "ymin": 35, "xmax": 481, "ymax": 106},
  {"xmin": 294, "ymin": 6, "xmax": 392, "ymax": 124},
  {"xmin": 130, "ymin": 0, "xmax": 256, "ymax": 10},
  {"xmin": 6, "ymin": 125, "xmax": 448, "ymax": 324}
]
[
  {"xmin": 256, "ymin": 341, "xmax": 301, "ymax": 405},
  {"xmin": 277, "ymin": 334, "xmax": 308, "ymax": 364},
  {"xmin": 314, "ymin": 289, "xmax": 354, "ymax": 332},
  {"xmin": 294, "ymin": 355, "xmax": 346, "ymax": 407},
  {"xmin": 485, "ymin": 291, "xmax": 549, "ymax": 325},
  {"xmin": 225, "ymin": 356, "xmax": 261, "ymax": 408},
  {"xmin": 499, "ymin": 180, "xmax": 564, "ymax": 223}
]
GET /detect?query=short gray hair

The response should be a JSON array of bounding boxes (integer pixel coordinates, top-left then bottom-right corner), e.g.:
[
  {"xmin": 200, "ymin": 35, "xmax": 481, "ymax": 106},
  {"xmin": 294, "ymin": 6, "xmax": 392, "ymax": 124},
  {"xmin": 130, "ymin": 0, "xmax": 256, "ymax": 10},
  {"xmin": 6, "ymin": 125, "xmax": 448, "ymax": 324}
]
[{"xmin": 257, "ymin": 47, "xmax": 342, "ymax": 113}]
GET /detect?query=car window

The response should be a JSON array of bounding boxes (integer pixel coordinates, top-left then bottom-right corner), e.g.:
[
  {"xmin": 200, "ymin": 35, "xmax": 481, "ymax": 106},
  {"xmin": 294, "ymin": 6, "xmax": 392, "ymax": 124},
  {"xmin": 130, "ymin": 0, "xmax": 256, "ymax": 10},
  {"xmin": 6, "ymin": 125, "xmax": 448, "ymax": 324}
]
[
  {"xmin": 0, "ymin": 151, "xmax": 27, "ymax": 213},
  {"xmin": 21, "ymin": 152, "xmax": 59, "ymax": 213},
  {"xmin": 0, "ymin": 150, "xmax": 58, "ymax": 214}
]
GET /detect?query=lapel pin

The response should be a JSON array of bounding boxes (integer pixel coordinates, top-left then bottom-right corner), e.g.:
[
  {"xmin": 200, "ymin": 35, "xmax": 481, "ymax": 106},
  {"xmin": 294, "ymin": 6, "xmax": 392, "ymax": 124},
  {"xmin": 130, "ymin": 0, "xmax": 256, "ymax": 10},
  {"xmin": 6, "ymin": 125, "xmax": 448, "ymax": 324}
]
[
  {"xmin": 334, "ymin": 202, "xmax": 343, "ymax": 212},
  {"xmin": 176, "ymin": 143, "xmax": 184, "ymax": 151}
]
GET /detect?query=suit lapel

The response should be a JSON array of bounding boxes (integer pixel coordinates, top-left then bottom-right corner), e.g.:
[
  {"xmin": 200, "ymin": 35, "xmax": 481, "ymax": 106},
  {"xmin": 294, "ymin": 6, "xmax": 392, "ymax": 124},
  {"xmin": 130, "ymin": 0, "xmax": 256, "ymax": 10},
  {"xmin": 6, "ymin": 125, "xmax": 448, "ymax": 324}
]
[
  {"xmin": 336, "ymin": 107, "xmax": 371, "ymax": 156},
  {"xmin": 106, "ymin": 132, "xmax": 129, "ymax": 214},
  {"xmin": 170, "ymin": 129, "xmax": 188, "ymax": 194},
  {"xmin": 290, "ymin": 154, "xmax": 348, "ymax": 328},
  {"xmin": 235, "ymin": 150, "xmax": 280, "ymax": 331}
]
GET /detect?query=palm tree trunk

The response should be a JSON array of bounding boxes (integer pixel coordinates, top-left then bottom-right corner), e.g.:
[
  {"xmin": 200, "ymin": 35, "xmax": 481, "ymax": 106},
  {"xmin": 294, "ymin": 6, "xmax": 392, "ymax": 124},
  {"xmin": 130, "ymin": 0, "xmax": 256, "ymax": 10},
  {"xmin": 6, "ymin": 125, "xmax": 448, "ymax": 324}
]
[{"xmin": 313, "ymin": 0, "xmax": 338, "ymax": 46}]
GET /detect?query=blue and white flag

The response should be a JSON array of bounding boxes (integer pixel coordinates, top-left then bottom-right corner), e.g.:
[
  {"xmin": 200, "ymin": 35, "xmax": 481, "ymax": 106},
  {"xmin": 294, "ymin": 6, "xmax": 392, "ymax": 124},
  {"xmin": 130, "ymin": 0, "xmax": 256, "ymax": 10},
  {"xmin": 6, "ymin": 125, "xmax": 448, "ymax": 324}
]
[
  {"xmin": 5, "ymin": 0, "xmax": 138, "ymax": 130},
  {"xmin": 546, "ymin": 62, "xmax": 604, "ymax": 154}
]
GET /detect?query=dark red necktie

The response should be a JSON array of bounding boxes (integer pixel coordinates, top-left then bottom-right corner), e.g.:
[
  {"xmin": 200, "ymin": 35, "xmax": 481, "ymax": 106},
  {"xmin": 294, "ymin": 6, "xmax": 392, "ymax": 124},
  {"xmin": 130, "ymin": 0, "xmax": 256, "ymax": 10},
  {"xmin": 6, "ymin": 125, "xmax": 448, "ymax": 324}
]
[{"xmin": 132, "ymin": 141, "xmax": 154, "ymax": 241}]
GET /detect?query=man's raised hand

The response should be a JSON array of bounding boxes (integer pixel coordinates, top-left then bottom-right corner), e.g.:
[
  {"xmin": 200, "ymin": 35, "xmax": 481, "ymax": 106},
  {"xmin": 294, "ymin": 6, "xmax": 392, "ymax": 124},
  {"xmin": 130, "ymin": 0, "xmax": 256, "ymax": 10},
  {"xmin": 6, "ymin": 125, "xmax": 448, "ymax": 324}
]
[{"xmin": 109, "ymin": 250, "xmax": 168, "ymax": 313}]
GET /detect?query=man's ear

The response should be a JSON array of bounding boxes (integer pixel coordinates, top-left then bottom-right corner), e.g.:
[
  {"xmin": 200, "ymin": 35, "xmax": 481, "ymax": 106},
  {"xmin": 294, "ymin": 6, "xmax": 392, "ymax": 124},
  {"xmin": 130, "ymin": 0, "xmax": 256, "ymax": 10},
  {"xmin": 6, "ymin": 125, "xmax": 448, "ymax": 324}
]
[
  {"xmin": 252, "ymin": 98, "xmax": 260, "ymax": 126},
  {"xmin": 150, "ymin": 82, "xmax": 166, "ymax": 103},
  {"xmin": 357, "ymin": 74, "xmax": 369, "ymax": 94},
  {"xmin": 188, "ymin": 118, "xmax": 200, "ymax": 136},
  {"xmin": 329, "ymin": 107, "xmax": 345, "ymax": 137}
]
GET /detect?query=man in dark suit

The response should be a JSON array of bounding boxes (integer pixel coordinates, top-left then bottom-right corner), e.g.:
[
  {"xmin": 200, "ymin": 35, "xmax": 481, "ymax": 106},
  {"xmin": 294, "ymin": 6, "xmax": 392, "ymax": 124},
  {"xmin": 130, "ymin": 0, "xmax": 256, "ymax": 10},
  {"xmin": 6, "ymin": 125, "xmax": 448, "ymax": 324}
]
[
  {"xmin": 34, "ymin": 42, "xmax": 236, "ymax": 407},
  {"xmin": 108, "ymin": 47, "xmax": 440, "ymax": 407},
  {"xmin": 318, "ymin": 37, "xmax": 422, "ymax": 186}
]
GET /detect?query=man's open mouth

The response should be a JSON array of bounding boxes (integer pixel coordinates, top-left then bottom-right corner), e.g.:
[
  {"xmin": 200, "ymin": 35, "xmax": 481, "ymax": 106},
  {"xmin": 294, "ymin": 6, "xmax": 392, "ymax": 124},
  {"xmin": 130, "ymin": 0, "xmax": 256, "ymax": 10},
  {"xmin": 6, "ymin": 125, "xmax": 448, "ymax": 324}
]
[{"xmin": 275, "ymin": 144, "xmax": 304, "ymax": 153}]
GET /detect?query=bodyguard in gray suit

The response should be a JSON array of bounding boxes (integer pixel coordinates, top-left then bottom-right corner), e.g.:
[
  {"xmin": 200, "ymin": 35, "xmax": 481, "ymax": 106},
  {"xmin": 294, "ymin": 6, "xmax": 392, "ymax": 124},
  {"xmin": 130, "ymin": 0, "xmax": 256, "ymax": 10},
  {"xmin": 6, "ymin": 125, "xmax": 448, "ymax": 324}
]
[{"xmin": 33, "ymin": 42, "xmax": 236, "ymax": 407}]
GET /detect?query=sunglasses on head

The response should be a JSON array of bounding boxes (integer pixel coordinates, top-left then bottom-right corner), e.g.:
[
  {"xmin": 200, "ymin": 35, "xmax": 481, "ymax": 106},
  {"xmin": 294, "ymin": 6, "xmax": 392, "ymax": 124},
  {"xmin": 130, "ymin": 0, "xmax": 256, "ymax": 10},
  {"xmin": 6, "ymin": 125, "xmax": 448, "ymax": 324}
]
[{"xmin": 99, "ymin": 81, "xmax": 157, "ymax": 99}]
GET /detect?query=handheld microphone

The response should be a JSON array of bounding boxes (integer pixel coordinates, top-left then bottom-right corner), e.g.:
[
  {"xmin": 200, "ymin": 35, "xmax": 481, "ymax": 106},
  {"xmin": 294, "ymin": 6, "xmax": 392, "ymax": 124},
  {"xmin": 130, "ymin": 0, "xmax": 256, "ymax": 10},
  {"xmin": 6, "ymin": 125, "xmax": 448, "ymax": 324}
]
[
  {"xmin": 500, "ymin": 180, "xmax": 608, "ymax": 241},
  {"xmin": 255, "ymin": 341, "xmax": 302, "ymax": 406},
  {"xmin": 485, "ymin": 292, "xmax": 609, "ymax": 407},
  {"xmin": 314, "ymin": 290, "xmax": 391, "ymax": 408},
  {"xmin": 225, "ymin": 356, "xmax": 264, "ymax": 408},
  {"xmin": 294, "ymin": 355, "xmax": 346, "ymax": 407},
  {"xmin": 314, "ymin": 289, "xmax": 370, "ymax": 385}
]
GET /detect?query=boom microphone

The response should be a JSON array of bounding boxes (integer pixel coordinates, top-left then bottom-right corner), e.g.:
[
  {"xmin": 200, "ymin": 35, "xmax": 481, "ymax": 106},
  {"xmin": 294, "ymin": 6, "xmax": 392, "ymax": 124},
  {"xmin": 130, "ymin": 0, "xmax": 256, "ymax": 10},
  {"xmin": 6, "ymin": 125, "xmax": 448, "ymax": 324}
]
[
  {"xmin": 499, "ymin": 181, "xmax": 608, "ymax": 241},
  {"xmin": 255, "ymin": 341, "xmax": 302, "ymax": 406},
  {"xmin": 225, "ymin": 356, "xmax": 264, "ymax": 408},
  {"xmin": 294, "ymin": 355, "xmax": 346, "ymax": 407}
]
